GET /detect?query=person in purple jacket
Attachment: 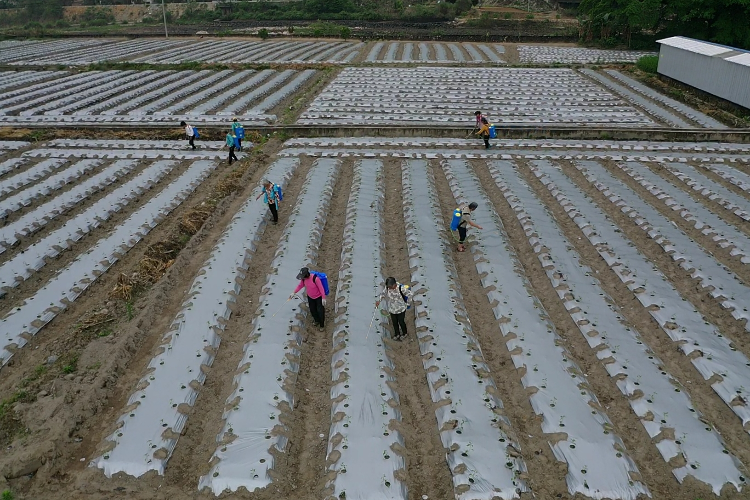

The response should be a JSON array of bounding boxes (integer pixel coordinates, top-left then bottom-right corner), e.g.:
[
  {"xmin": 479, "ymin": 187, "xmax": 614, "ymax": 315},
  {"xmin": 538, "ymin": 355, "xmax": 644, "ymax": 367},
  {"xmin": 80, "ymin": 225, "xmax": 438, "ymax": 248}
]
[{"xmin": 290, "ymin": 267, "xmax": 326, "ymax": 331}]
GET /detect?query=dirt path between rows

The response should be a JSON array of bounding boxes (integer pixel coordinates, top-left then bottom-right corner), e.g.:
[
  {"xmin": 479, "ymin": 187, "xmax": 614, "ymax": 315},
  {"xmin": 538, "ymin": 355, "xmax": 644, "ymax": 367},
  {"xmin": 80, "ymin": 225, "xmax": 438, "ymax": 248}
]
[
  {"xmin": 600, "ymin": 159, "xmax": 750, "ymax": 287},
  {"xmin": 2, "ymin": 141, "xmax": 283, "ymax": 499},
  {"xmin": 429, "ymin": 159, "xmax": 561, "ymax": 499},
  {"xmin": 517, "ymin": 159, "xmax": 750, "ymax": 497},
  {"xmin": 558, "ymin": 160, "xmax": 750, "ymax": 363},
  {"xmin": 277, "ymin": 156, "xmax": 353, "ymax": 500},
  {"xmin": 382, "ymin": 157, "xmax": 455, "ymax": 500}
]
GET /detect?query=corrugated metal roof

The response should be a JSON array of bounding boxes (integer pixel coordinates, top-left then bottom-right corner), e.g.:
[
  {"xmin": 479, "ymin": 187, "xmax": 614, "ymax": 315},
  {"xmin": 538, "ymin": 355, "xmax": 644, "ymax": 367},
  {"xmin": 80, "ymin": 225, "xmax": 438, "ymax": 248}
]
[
  {"xmin": 726, "ymin": 53, "xmax": 750, "ymax": 67},
  {"xmin": 657, "ymin": 36, "xmax": 732, "ymax": 56}
]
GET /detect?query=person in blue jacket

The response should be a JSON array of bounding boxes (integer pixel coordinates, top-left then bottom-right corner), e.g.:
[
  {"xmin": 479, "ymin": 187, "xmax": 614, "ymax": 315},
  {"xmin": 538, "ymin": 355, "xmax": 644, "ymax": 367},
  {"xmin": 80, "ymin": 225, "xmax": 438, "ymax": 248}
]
[
  {"xmin": 224, "ymin": 131, "xmax": 238, "ymax": 165},
  {"xmin": 231, "ymin": 118, "xmax": 244, "ymax": 151},
  {"xmin": 256, "ymin": 179, "xmax": 281, "ymax": 224}
]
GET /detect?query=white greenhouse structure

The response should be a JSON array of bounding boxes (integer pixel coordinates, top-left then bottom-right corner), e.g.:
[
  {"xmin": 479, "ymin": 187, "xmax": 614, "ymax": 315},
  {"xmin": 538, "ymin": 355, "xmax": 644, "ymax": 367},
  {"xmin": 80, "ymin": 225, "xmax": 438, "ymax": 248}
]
[{"xmin": 657, "ymin": 36, "xmax": 750, "ymax": 109}]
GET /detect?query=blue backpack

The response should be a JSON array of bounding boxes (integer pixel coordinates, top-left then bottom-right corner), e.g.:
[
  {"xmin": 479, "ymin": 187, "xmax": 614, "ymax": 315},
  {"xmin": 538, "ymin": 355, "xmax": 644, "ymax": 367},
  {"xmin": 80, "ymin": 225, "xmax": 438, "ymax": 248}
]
[
  {"xmin": 193, "ymin": 127, "xmax": 200, "ymax": 139},
  {"xmin": 235, "ymin": 125, "xmax": 245, "ymax": 139},
  {"xmin": 398, "ymin": 283, "xmax": 411, "ymax": 310},
  {"xmin": 450, "ymin": 207, "xmax": 463, "ymax": 231},
  {"xmin": 233, "ymin": 136, "xmax": 240, "ymax": 148},
  {"xmin": 274, "ymin": 184, "xmax": 283, "ymax": 201},
  {"xmin": 310, "ymin": 271, "xmax": 329, "ymax": 296},
  {"xmin": 489, "ymin": 124, "xmax": 497, "ymax": 139}
]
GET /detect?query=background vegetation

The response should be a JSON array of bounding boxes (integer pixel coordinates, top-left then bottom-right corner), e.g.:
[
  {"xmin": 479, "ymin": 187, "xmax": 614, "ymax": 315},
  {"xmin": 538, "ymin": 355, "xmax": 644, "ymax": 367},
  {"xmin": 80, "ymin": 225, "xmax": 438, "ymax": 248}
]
[
  {"xmin": 579, "ymin": 0, "xmax": 750, "ymax": 49},
  {"xmin": 1, "ymin": 0, "xmax": 749, "ymax": 50}
]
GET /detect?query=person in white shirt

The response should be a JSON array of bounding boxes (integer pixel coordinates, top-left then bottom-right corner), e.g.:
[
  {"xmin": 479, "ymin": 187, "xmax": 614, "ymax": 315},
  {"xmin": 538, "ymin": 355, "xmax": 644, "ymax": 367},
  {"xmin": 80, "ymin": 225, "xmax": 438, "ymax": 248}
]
[
  {"xmin": 180, "ymin": 121, "xmax": 196, "ymax": 150},
  {"xmin": 375, "ymin": 277, "xmax": 414, "ymax": 341}
]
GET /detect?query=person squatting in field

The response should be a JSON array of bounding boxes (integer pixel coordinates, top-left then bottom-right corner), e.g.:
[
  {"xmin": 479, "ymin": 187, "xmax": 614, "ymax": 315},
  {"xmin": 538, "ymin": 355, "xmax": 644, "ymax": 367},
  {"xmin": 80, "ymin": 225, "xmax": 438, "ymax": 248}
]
[
  {"xmin": 376, "ymin": 277, "xmax": 413, "ymax": 341},
  {"xmin": 256, "ymin": 179, "xmax": 281, "ymax": 224},
  {"xmin": 290, "ymin": 267, "xmax": 326, "ymax": 332}
]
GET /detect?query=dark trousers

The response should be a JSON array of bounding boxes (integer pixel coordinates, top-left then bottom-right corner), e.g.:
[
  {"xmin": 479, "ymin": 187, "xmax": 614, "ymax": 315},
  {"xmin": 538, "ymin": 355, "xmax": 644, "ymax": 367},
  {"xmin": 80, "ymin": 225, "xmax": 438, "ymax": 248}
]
[
  {"xmin": 268, "ymin": 202, "xmax": 278, "ymax": 222},
  {"xmin": 458, "ymin": 225, "xmax": 467, "ymax": 244},
  {"xmin": 228, "ymin": 145, "xmax": 238, "ymax": 164},
  {"xmin": 188, "ymin": 135, "xmax": 195, "ymax": 149},
  {"xmin": 482, "ymin": 133, "xmax": 490, "ymax": 149},
  {"xmin": 390, "ymin": 311, "xmax": 407, "ymax": 338},
  {"xmin": 307, "ymin": 295, "xmax": 325, "ymax": 327}
]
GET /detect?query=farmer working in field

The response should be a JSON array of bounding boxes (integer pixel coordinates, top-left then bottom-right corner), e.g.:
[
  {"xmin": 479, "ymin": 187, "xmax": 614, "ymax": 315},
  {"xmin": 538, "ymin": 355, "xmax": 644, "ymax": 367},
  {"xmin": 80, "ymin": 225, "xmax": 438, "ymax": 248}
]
[
  {"xmin": 456, "ymin": 202, "xmax": 482, "ymax": 252},
  {"xmin": 255, "ymin": 179, "xmax": 281, "ymax": 225},
  {"xmin": 224, "ymin": 130, "xmax": 239, "ymax": 165},
  {"xmin": 290, "ymin": 267, "xmax": 326, "ymax": 332},
  {"xmin": 180, "ymin": 121, "xmax": 196, "ymax": 150},
  {"xmin": 375, "ymin": 277, "xmax": 413, "ymax": 341}
]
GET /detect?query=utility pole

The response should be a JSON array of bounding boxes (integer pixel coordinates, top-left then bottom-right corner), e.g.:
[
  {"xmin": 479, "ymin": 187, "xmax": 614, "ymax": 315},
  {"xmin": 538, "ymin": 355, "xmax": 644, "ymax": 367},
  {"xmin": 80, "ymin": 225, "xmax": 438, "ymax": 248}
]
[{"xmin": 161, "ymin": 0, "xmax": 168, "ymax": 38}]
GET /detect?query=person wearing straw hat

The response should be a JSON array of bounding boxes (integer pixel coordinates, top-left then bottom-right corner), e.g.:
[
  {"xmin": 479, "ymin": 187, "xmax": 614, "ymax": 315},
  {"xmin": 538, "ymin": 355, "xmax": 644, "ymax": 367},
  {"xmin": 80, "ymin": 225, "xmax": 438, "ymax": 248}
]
[
  {"xmin": 375, "ymin": 277, "xmax": 413, "ymax": 341},
  {"xmin": 290, "ymin": 267, "xmax": 326, "ymax": 332}
]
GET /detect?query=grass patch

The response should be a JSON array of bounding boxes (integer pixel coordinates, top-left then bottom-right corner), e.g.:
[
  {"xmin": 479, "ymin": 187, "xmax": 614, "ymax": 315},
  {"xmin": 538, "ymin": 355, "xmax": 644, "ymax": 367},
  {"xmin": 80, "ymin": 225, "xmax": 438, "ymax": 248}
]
[
  {"xmin": 2, "ymin": 489, "xmax": 15, "ymax": 500},
  {"xmin": 62, "ymin": 354, "xmax": 79, "ymax": 374},
  {"xmin": 636, "ymin": 55, "xmax": 659, "ymax": 74}
]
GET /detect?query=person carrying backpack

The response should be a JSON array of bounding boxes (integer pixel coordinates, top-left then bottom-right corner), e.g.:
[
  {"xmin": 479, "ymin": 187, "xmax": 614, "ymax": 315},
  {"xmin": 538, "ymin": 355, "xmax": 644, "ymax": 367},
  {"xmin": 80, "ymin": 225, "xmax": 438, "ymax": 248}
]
[
  {"xmin": 375, "ymin": 277, "xmax": 413, "ymax": 341},
  {"xmin": 290, "ymin": 267, "xmax": 327, "ymax": 332},
  {"xmin": 476, "ymin": 116, "xmax": 491, "ymax": 149},
  {"xmin": 452, "ymin": 202, "xmax": 482, "ymax": 252},
  {"xmin": 224, "ymin": 131, "xmax": 239, "ymax": 165},
  {"xmin": 255, "ymin": 179, "xmax": 282, "ymax": 224},
  {"xmin": 231, "ymin": 118, "xmax": 244, "ymax": 151},
  {"xmin": 473, "ymin": 110, "xmax": 484, "ymax": 133},
  {"xmin": 180, "ymin": 121, "xmax": 196, "ymax": 150}
]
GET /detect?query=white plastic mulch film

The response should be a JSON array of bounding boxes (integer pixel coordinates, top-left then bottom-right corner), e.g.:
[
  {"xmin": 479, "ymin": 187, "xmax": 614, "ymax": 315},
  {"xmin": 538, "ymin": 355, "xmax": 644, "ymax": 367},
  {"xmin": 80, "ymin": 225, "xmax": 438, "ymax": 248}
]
[
  {"xmin": 199, "ymin": 158, "xmax": 341, "ymax": 495},
  {"xmin": 0, "ymin": 159, "xmax": 137, "ymax": 252},
  {"xmin": 1, "ymin": 160, "xmax": 215, "ymax": 368},
  {"xmin": 497, "ymin": 159, "xmax": 745, "ymax": 494},
  {"xmin": 665, "ymin": 162, "xmax": 750, "ymax": 222},
  {"xmin": 91, "ymin": 158, "xmax": 300, "ymax": 478},
  {"xmin": 576, "ymin": 160, "xmax": 750, "ymax": 332},
  {"xmin": 441, "ymin": 159, "xmax": 650, "ymax": 500},
  {"xmin": 616, "ymin": 161, "xmax": 750, "ymax": 264},
  {"xmin": 532, "ymin": 160, "xmax": 748, "ymax": 493},
  {"xmin": 403, "ymin": 159, "xmax": 528, "ymax": 500},
  {"xmin": 324, "ymin": 159, "xmax": 407, "ymax": 500}
]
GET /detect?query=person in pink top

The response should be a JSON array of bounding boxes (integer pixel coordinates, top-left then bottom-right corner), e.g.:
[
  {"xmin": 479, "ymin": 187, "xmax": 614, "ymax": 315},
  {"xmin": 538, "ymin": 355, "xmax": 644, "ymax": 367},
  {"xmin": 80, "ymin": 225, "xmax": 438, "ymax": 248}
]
[{"xmin": 290, "ymin": 267, "xmax": 326, "ymax": 331}]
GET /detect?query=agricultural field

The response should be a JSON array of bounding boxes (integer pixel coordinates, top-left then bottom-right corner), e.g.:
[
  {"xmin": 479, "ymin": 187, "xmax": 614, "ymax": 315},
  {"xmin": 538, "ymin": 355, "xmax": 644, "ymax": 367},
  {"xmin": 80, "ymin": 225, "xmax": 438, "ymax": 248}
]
[
  {"xmin": 298, "ymin": 67, "xmax": 725, "ymax": 128},
  {"xmin": 1, "ymin": 38, "xmax": 749, "ymax": 500},
  {"xmin": 0, "ymin": 38, "xmax": 652, "ymax": 66},
  {"xmin": 0, "ymin": 69, "xmax": 319, "ymax": 126},
  {"xmin": 1, "ymin": 135, "xmax": 750, "ymax": 500}
]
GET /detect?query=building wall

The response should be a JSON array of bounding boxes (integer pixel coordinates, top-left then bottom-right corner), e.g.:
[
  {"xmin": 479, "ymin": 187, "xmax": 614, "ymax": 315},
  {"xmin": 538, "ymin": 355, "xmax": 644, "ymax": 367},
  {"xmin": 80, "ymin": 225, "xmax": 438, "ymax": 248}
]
[{"xmin": 658, "ymin": 44, "xmax": 750, "ymax": 109}]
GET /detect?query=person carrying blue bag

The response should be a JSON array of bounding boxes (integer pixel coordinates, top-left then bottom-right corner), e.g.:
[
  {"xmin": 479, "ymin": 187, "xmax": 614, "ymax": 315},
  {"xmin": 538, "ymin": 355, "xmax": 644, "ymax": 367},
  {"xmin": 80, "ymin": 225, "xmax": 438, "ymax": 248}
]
[
  {"xmin": 451, "ymin": 202, "xmax": 482, "ymax": 252},
  {"xmin": 255, "ymin": 178, "xmax": 283, "ymax": 224},
  {"xmin": 290, "ymin": 267, "xmax": 328, "ymax": 334},
  {"xmin": 232, "ymin": 117, "xmax": 245, "ymax": 151},
  {"xmin": 224, "ymin": 130, "xmax": 238, "ymax": 165}
]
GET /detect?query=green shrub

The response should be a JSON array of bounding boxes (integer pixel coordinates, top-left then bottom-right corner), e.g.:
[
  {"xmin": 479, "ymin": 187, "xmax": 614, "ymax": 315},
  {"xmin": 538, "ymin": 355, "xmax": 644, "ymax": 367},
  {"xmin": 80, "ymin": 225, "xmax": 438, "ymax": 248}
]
[
  {"xmin": 258, "ymin": 28, "xmax": 269, "ymax": 39},
  {"xmin": 636, "ymin": 55, "xmax": 659, "ymax": 74},
  {"xmin": 2, "ymin": 489, "xmax": 14, "ymax": 500},
  {"xmin": 340, "ymin": 26, "xmax": 351, "ymax": 40},
  {"xmin": 55, "ymin": 19, "xmax": 70, "ymax": 28}
]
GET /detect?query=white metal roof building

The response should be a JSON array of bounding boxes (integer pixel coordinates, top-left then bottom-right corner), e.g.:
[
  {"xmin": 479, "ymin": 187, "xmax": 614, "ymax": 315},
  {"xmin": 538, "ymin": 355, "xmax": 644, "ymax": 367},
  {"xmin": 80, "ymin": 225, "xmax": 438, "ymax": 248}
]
[{"xmin": 657, "ymin": 36, "xmax": 750, "ymax": 109}]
